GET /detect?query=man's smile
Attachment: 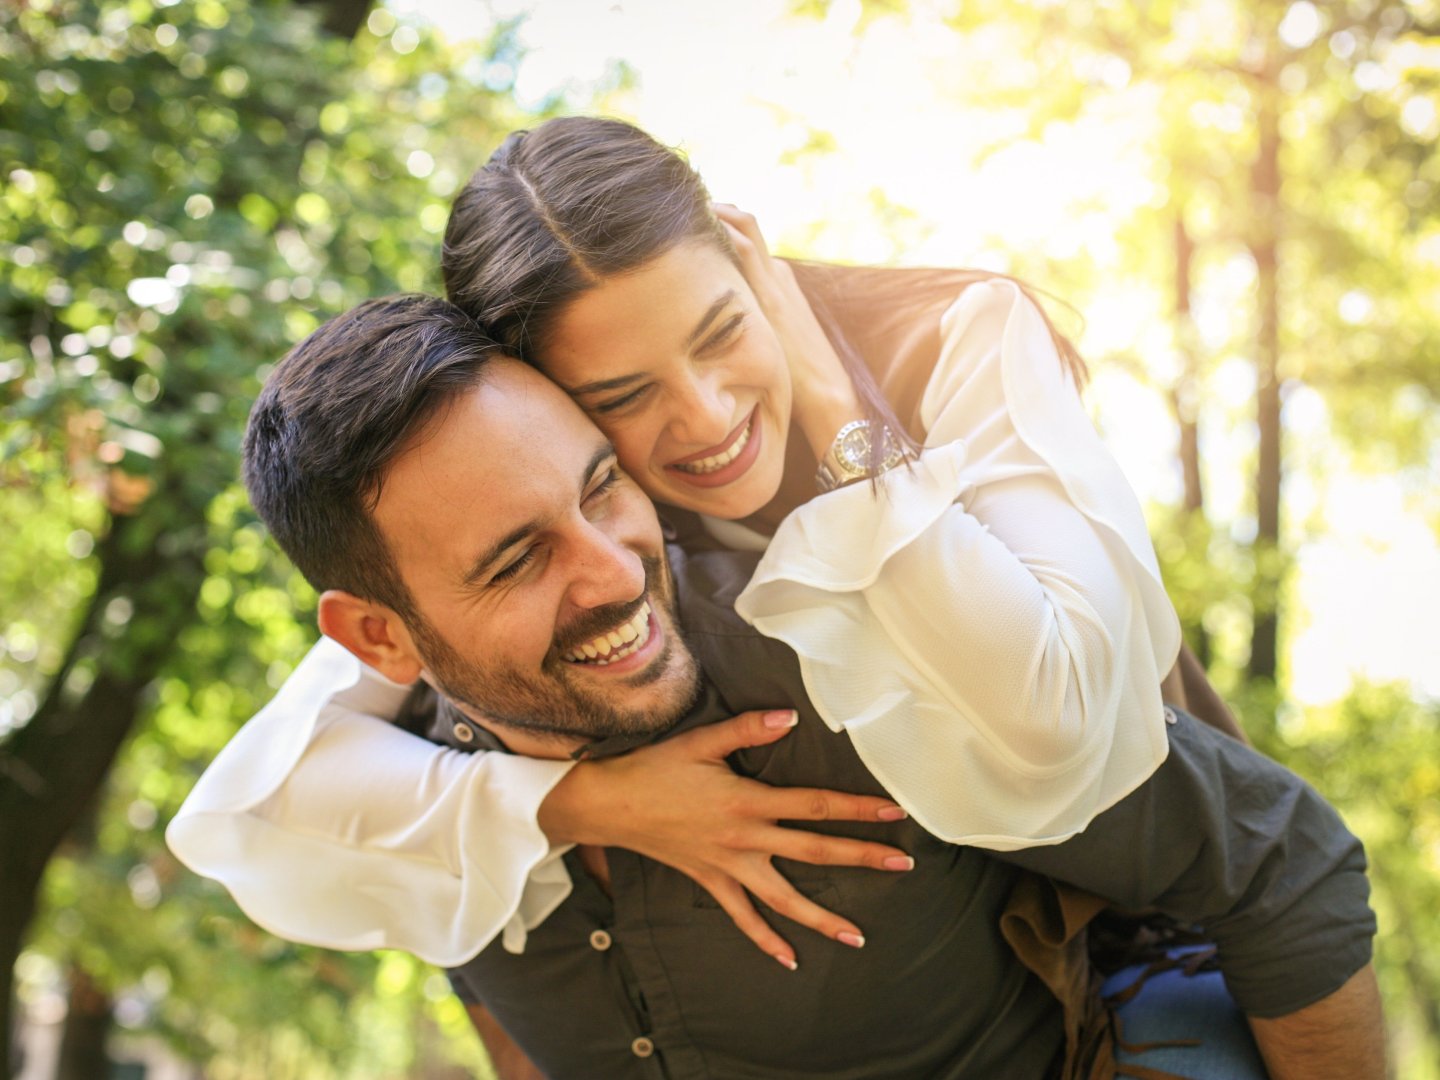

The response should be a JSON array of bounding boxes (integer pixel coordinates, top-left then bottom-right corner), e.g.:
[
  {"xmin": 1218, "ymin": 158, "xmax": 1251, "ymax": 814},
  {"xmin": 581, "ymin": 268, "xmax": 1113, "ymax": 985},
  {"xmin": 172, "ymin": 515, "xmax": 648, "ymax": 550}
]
[{"xmin": 561, "ymin": 600, "xmax": 655, "ymax": 666}]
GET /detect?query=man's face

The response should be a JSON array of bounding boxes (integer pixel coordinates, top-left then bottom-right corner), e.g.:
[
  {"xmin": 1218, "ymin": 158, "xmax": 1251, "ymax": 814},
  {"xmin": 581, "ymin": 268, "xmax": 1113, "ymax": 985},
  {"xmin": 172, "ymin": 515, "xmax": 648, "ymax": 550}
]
[{"xmin": 372, "ymin": 359, "xmax": 700, "ymax": 744}]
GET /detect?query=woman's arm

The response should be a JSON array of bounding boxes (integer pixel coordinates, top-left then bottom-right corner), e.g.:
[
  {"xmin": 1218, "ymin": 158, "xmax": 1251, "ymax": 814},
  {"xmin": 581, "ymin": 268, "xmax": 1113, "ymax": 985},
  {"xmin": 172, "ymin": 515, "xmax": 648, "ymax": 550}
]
[
  {"xmin": 714, "ymin": 204, "xmax": 866, "ymax": 465},
  {"xmin": 168, "ymin": 638, "xmax": 912, "ymax": 966},
  {"xmin": 726, "ymin": 267, "xmax": 1181, "ymax": 848},
  {"xmin": 167, "ymin": 638, "xmax": 573, "ymax": 962}
]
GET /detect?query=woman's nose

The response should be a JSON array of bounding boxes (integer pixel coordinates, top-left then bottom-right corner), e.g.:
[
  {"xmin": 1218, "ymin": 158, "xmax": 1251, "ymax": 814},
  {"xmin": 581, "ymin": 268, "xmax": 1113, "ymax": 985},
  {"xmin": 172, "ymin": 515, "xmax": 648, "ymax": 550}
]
[{"xmin": 668, "ymin": 371, "xmax": 733, "ymax": 448}]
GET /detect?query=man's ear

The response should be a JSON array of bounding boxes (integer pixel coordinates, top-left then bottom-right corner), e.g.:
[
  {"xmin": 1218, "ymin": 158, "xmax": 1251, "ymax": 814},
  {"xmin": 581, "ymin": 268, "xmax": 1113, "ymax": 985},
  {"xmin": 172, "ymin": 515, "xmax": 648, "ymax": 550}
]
[{"xmin": 317, "ymin": 590, "xmax": 424, "ymax": 685}]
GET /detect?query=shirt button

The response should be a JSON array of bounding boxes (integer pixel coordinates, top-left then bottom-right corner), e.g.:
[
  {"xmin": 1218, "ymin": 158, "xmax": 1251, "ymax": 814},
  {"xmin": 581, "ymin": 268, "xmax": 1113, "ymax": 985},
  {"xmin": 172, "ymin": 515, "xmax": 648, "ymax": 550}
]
[
  {"xmin": 1163, "ymin": 706, "xmax": 1179, "ymax": 726},
  {"xmin": 630, "ymin": 1036, "xmax": 655, "ymax": 1059},
  {"xmin": 452, "ymin": 722, "xmax": 475, "ymax": 743},
  {"xmin": 589, "ymin": 929, "xmax": 612, "ymax": 951}
]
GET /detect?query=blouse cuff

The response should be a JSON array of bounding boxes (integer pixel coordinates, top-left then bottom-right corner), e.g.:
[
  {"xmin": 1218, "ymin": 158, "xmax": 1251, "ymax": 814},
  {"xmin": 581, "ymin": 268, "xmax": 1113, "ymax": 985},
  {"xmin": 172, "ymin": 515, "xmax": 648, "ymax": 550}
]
[
  {"xmin": 738, "ymin": 441, "xmax": 972, "ymax": 599},
  {"xmin": 731, "ymin": 281, "xmax": 1180, "ymax": 848},
  {"xmin": 167, "ymin": 638, "xmax": 579, "ymax": 965}
]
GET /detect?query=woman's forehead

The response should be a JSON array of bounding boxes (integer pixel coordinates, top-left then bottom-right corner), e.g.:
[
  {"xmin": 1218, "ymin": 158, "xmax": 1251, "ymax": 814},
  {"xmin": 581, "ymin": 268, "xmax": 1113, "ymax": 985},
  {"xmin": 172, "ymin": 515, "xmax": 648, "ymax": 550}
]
[{"xmin": 540, "ymin": 242, "xmax": 744, "ymax": 379}]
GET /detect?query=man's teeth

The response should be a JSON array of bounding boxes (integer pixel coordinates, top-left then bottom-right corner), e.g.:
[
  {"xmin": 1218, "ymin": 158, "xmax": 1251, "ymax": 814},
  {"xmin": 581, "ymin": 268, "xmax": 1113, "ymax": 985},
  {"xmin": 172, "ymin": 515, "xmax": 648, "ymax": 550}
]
[
  {"xmin": 563, "ymin": 602, "xmax": 653, "ymax": 666},
  {"xmin": 674, "ymin": 417, "xmax": 751, "ymax": 475}
]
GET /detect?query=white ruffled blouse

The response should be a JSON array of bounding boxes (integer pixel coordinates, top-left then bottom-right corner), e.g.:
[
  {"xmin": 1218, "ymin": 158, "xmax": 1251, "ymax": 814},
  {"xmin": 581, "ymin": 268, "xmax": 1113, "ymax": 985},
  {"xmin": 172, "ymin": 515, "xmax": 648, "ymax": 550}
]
[{"xmin": 167, "ymin": 280, "xmax": 1181, "ymax": 966}]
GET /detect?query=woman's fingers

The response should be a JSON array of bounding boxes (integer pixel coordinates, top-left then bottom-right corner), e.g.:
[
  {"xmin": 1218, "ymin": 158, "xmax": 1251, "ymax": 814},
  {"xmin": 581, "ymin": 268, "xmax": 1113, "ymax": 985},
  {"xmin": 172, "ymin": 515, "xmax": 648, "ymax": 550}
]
[
  {"xmin": 668, "ymin": 713, "xmax": 911, "ymax": 825},
  {"xmin": 758, "ymin": 825, "xmax": 915, "ymax": 872},
  {"xmin": 741, "ymin": 862, "xmax": 867, "ymax": 949},
  {"xmin": 712, "ymin": 201, "xmax": 764, "ymax": 244},
  {"xmin": 674, "ymin": 708, "xmax": 800, "ymax": 759},
  {"xmin": 703, "ymin": 863, "xmax": 868, "ymax": 962},
  {"xmin": 763, "ymin": 785, "xmax": 910, "ymax": 826},
  {"xmin": 714, "ymin": 203, "xmax": 778, "ymax": 286},
  {"xmin": 719, "ymin": 220, "xmax": 769, "ymax": 287},
  {"xmin": 580, "ymin": 708, "xmax": 910, "ymax": 963},
  {"xmin": 699, "ymin": 875, "xmax": 799, "ymax": 970}
]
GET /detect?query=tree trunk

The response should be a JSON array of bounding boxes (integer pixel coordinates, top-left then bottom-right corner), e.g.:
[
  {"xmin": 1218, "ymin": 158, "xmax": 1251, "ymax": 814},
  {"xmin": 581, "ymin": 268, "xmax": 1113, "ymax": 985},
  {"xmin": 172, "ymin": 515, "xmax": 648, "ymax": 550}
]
[
  {"xmin": 1170, "ymin": 208, "xmax": 1212, "ymax": 667},
  {"xmin": 1171, "ymin": 211, "xmax": 1205, "ymax": 517},
  {"xmin": 1246, "ymin": 51, "xmax": 1284, "ymax": 687},
  {"xmin": 55, "ymin": 964, "xmax": 112, "ymax": 1080},
  {"xmin": 2, "ymin": 904, "xmax": 26, "ymax": 1080},
  {"xmin": 0, "ymin": 481, "xmax": 208, "ymax": 1077},
  {"xmin": 293, "ymin": 0, "xmax": 376, "ymax": 38}
]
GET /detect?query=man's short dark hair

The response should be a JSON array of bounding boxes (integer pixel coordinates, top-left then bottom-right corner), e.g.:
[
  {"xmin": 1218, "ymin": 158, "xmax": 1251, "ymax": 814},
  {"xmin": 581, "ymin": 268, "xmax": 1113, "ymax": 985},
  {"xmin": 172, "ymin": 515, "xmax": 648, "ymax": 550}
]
[{"xmin": 242, "ymin": 294, "xmax": 500, "ymax": 617}]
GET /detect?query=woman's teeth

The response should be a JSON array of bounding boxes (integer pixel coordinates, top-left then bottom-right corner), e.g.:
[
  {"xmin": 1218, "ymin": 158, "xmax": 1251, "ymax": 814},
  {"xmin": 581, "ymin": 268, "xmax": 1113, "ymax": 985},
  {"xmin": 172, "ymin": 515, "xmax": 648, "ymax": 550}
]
[
  {"xmin": 563, "ymin": 602, "xmax": 653, "ymax": 666},
  {"xmin": 673, "ymin": 417, "xmax": 751, "ymax": 475}
]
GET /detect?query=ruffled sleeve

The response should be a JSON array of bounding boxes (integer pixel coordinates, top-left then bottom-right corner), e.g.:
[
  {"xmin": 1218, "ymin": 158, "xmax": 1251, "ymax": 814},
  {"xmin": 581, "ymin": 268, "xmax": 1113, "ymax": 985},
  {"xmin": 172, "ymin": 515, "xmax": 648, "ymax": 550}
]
[
  {"xmin": 734, "ymin": 279, "xmax": 1181, "ymax": 849},
  {"xmin": 165, "ymin": 637, "xmax": 577, "ymax": 964}
]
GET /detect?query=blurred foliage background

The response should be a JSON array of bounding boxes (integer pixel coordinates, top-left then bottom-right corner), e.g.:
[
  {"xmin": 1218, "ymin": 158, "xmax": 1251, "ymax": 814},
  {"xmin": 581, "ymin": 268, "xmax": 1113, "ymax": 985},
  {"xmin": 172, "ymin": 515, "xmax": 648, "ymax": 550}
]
[{"xmin": 1, "ymin": 0, "xmax": 1437, "ymax": 1077}]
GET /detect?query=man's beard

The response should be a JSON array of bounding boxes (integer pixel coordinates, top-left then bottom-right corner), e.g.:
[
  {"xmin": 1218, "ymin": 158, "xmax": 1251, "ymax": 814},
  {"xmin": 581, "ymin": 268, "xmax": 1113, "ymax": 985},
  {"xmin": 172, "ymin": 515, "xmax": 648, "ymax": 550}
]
[{"xmin": 410, "ymin": 554, "xmax": 701, "ymax": 742}]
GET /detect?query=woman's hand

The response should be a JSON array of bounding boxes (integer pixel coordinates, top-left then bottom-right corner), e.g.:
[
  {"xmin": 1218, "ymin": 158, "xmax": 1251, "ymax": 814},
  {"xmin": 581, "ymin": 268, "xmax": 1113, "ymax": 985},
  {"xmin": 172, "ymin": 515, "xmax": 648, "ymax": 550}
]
[
  {"xmin": 537, "ymin": 709, "xmax": 914, "ymax": 971},
  {"xmin": 713, "ymin": 203, "xmax": 866, "ymax": 462}
]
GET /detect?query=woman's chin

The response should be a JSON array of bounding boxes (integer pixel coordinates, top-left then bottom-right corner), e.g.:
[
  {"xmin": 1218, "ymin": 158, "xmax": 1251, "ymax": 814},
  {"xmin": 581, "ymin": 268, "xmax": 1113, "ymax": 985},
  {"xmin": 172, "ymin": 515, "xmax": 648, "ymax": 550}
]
[{"xmin": 649, "ymin": 470, "xmax": 781, "ymax": 522}]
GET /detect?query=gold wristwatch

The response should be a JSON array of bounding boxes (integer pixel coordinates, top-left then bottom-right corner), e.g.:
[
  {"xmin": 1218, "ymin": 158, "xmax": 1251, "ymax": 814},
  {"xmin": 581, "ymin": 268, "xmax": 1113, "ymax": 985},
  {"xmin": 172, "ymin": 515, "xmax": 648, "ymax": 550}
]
[{"xmin": 815, "ymin": 419, "xmax": 906, "ymax": 493}]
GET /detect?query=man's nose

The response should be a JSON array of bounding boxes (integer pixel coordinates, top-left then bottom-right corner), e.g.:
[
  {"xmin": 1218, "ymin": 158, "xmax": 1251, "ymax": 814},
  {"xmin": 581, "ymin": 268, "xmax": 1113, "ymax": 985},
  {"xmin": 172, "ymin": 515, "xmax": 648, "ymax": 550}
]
[{"xmin": 566, "ymin": 522, "xmax": 647, "ymax": 612}]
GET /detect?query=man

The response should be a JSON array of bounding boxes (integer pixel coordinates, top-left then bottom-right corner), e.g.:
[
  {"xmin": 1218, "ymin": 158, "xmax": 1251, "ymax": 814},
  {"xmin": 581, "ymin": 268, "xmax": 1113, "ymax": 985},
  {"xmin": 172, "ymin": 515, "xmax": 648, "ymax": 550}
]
[{"xmin": 220, "ymin": 294, "xmax": 1381, "ymax": 1078}]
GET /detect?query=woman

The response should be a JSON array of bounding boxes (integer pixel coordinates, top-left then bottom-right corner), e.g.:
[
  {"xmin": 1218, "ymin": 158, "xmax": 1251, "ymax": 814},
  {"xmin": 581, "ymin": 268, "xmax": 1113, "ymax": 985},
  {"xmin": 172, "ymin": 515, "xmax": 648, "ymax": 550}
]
[{"xmin": 170, "ymin": 117, "xmax": 1219, "ymax": 973}]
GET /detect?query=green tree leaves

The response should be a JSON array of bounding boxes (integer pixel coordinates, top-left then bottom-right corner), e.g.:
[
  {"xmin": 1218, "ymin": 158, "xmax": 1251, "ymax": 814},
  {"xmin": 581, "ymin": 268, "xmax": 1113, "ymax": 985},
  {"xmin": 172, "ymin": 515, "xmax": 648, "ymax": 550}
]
[{"xmin": 2, "ymin": 0, "xmax": 545, "ymax": 1072}]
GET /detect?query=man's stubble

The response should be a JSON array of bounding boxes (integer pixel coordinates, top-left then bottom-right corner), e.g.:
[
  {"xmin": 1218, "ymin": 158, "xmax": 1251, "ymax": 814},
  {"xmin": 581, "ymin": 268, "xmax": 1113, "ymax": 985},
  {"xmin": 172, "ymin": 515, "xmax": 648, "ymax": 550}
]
[{"xmin": 411, "ymin": 554, "xmax": 702, "ymax": 742}]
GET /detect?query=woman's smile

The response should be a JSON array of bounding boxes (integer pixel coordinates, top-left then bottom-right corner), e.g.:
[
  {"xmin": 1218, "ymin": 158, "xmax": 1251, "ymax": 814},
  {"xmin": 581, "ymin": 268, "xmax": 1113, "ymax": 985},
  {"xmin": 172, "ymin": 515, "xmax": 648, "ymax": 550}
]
[
  {"xmin": 539, "ymin": 240, "xmax": 793, "ymax": 519},
  {"xmin": 665, "ymin": 406, "xmax": 763, "ymax": 488}
]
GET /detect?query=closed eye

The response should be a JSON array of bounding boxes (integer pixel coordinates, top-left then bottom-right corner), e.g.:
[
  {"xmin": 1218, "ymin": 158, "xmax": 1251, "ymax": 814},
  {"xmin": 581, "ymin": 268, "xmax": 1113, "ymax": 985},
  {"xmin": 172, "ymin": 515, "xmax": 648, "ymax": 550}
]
[
  {"xmin": 585, "ymin": 465, "xmax": 623, "ymax": 502},
  {"xmin": 594, "ymin": 384, "xmax": 652, "ymax": 414},
  {"xmin": 697, "ymin": 313, "xmax": 745, "ymax": 355},
  {"xmin": 488, "ymin": 546, "xmax": 537, "ymax": 585},
  {"xmin": 491, "ymin": 466, "xmax": 619, "ymax": 583}
]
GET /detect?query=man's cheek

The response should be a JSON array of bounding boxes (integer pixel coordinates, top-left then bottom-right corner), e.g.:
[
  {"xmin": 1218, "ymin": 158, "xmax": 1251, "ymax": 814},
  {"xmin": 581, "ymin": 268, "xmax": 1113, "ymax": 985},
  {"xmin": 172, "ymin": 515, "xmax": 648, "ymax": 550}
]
[{"xmin": 618, "ymin": 485, "xmax": 663, "ymax": 534}]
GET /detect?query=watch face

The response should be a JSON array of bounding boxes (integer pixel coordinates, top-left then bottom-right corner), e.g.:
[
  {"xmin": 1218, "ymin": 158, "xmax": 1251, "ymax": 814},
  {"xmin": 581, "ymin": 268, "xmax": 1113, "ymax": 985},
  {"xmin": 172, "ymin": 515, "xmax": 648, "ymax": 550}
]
[{"xmin": 836, "ymin": 425, "xmax": 873, "ymax": 472}]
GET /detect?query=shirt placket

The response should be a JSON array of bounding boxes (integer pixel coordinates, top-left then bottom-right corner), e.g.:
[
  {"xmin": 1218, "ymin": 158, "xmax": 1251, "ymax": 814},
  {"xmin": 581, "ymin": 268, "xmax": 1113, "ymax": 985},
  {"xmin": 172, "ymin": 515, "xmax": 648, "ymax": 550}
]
[
  {"xmin": 565, "ymin": 849, "xmax": 676, "ymax": 1079},
  {"xmin": 605, "ymin": 848, "xmax": 714, "ymax": 1080}
]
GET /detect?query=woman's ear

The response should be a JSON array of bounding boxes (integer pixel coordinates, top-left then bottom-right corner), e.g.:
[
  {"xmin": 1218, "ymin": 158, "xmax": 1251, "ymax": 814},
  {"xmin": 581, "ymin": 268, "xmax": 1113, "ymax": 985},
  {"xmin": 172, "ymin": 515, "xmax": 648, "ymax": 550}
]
[{"xmin": 317, "ymin": 590, "xmax": 424, "ymax": 685}]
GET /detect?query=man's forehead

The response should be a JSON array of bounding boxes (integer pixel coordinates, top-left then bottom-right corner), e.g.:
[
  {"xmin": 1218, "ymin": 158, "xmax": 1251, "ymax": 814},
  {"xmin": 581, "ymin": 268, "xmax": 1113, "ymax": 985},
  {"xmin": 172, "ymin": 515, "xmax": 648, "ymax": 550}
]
[{"xmin": 374, "ymin": 360, "xmax": 610, "ymax": 568}]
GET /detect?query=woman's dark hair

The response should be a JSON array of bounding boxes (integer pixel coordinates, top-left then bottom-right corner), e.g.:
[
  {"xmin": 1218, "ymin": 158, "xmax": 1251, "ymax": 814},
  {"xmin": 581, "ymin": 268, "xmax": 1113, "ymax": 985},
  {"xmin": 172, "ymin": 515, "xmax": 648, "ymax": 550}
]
[{"xmin": 442, "ymin": 116, "xmax": 1085, "ymax": 471}]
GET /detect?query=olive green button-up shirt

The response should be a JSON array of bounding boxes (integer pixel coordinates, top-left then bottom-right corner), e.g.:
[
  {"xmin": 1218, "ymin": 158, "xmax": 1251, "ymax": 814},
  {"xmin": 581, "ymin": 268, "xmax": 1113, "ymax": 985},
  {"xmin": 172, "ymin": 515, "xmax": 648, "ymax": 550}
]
[{"xmin": 431, "ymin": 541, "xmax": 1372, "ymax": 1079}]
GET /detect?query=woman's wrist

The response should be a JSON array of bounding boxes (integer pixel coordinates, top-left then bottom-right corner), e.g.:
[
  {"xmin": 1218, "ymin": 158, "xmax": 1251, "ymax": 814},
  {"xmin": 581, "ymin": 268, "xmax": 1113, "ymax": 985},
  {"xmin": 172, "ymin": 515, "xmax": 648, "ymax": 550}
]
[
  {"xmin": 536, "ymin": 760, "xmax": 616, "ymax": 847},
  {"xmin": 795, "ymin": 382, "xmax": 867, "ymax": 465}
]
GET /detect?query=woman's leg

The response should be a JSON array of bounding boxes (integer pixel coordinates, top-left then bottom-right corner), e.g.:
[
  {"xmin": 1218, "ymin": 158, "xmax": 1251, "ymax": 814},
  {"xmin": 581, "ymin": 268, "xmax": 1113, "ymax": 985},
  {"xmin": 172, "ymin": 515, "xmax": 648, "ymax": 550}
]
[{"xmin": 1101, "ymin": 946, "xmax": 1269, "ymax": 1079}]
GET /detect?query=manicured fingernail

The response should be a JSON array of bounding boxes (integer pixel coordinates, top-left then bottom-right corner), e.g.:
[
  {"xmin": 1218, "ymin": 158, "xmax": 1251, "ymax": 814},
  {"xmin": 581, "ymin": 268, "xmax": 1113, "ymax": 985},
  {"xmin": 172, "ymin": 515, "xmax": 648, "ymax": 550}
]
[
  {"xmin": 876, "ymin": 805, "xmax": 908, "ymax": 821},
  {"xmin": 764, "ymin": 710, "xmax": 799, "ymax": 729},
  {"xmin": 773, "ymin": 953, "xmax": 798, "ymax": 971},
  {"xmin": 883, "ymin": 855, "xmax": 915, "ymax": 871},
  {"xmin": 837, "ymin": 932, "xmax": 865, "ymax": 949}
]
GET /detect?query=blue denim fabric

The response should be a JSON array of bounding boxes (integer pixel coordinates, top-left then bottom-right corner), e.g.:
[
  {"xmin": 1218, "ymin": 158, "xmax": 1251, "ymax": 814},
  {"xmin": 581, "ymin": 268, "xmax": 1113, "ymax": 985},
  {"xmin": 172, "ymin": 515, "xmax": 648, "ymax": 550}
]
[{"xmin": 1101, "ymin": 947, "xmax": 1269, "ymax": 1079}]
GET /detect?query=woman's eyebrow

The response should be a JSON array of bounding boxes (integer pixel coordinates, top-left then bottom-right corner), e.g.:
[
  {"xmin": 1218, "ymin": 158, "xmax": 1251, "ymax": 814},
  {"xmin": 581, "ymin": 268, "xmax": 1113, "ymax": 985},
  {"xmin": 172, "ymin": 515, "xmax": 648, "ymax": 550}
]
[
  {"xmin": 684, "ymin": 290, "xmax": 737, "ymax": 349},
  {"xmin": 565, "ymin": 289, "xmax": 738, "ymax": 397}
]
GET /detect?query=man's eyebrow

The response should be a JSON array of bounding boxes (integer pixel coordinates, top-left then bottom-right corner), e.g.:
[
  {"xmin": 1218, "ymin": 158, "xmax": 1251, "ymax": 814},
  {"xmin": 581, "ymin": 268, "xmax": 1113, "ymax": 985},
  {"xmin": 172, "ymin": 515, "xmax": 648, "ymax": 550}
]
[
  {"xmin": 461, "ymin": 519, "xmax": 541, "ymax": 589},
  {"xmin": 565, "ymin": 290, "xmax": 737, "ymax": 397},
  {"xmin": 567, "ymin": 371, "xmax": 645, "ymax": 397},
  {"xmin": 460, "ymin": 441, "xmax": 617, "ymax": 587},
  {"xmin": 579, "ymin": 441, "xmax": 618, "ymax": 491}
]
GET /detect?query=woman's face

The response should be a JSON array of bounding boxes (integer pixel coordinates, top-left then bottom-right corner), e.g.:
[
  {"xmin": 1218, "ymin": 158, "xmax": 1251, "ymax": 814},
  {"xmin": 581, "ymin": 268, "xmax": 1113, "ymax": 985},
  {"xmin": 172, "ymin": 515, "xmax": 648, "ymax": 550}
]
[{"xmin": 538, "ymin": 240, "xmax": 792, "ymax": 520}]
